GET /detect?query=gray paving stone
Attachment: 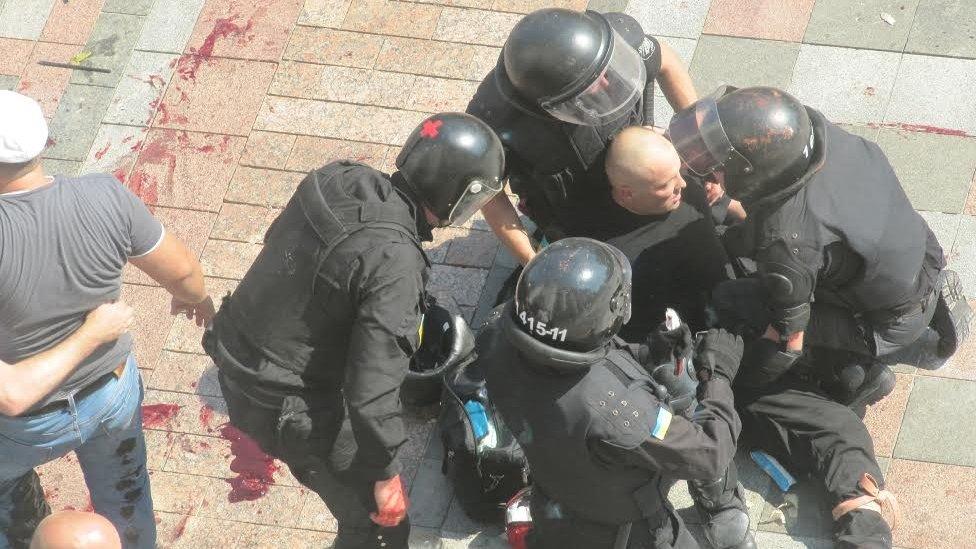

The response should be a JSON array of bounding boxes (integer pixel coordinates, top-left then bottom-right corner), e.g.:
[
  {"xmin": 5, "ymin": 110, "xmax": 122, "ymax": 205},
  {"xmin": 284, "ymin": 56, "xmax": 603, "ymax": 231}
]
[
  {"xmin": 948, "ymin": 215, "xmax": 976, "ymax": 312},
  {"xmin": 471, "ymin": 262, "xmax": 515, "ymax": 328},
  {"xmin": 71, "ymin": 13, "xmax": 146, "ymax": 88},
  {"xmin": 46, "ymin": 84, "xmax": 115, "ymax": 161},
  {"xmin": 919, "ymin": 211, "xmax": 962, "ymax": 258},
  {"xmin": 41, "ymin": 158, "xmax": 82, "ymax": 177},
  {"xmin": 894, "ymin": 376, "xmax": 976, "ymax": 466},
  {"xmin": 625, "ymin": 0, "xmax": 711, "ymax": 39},
  {"xmin": 135, "ymin": 0, "xmax": 207, "ymax": 54},
  {"xmin": 410, "ymin": 526, "xmax": 445, "ymax": 549},
  {"xmin": 876, "ymin": 129, "xmax": 976, "ymax": 214},
  {"xmin": 668, "ymin": 450, "xmax": 771, "ymax": 529},
  {"xmin": 445, "ymin": 230, "xmax": 499, "ymax": 269},
  {"xmin": 789, "ymin": 44, "xmax": 901, "ymax": 125},
  {"xmin": 430, "ymin": 265, "xmax": 490, "ymax": 308},
  {"xmin": 756, "ymin": 479, "xmax": 834, "ymax": 539},
  {"xmin": 885, "ymin": 54, "xmax": 976, "ymax": 136},
  {"xmin": 0, "ymin": 0, "xmax": 55, "ymax": 40},
  {"xmin": 104, "ymin": 50, "xmax": 177, "ymax": 126},
  {"xmin": 409, "ymin": 459, "xmax": 454, "ymax": 528},
  {"xmin": 0, "ymin": 74, "xmax": 18, "ymax": 91},
  {"xmin": 588, "ymin": 0, "xmax": 629, "ymax": 13},
  {"xmin": 837, "ymin": 124, "xmax": 880, "ymax": 143},
  {"xmin": 905, "ymin": 0, "xmax": 976, "ymax": 59},
  {"xmin": 103, "ymin": 0, "xmax": 157, "ymax": 15},
  {"xmin": 753, "ymin": 531, "xmax": 833, "ymax": 549},
  {"xmin": 690, "ymin": 35, "xmax": 799, "ymax": 96},
  {"xmin": 652, "ymin": 94, "xmax": 675, "ymax": 129},
  {"xmin": 804, "ymin": 0, "xmax": 920, "ymax": 51},
  {"xmin": 79, "ymin": 123, "xmax": 146, "ymax": 175}
]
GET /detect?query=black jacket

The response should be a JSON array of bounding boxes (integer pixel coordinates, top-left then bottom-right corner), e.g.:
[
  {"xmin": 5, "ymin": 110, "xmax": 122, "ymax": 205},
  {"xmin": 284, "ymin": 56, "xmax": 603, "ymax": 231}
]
[
  {"xmin": 481, "ymin": 304, "xmax": 740, "ymax": 539},
  {"xmin": 466, "ymin": 12, "xmax": 663, "ymax": 241},
  {"xmin": 207, "ymin": 161, "xmax": 431, "ymax": 481},
  {"xmin": 730, "ymin": 109, "xmax": 945, "ymax": 336}
]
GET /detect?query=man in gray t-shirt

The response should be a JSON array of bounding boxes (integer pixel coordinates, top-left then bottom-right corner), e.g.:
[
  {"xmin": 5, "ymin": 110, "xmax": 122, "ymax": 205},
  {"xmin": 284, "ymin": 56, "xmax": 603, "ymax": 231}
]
[{"xmin": 0, "ymin": 91, "xmax": 215, "ymax": 549}]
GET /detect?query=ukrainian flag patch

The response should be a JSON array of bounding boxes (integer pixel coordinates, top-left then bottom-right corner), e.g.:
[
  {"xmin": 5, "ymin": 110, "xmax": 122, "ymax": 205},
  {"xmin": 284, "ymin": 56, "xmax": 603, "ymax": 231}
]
[{"xmin": 651, "ymin": 407, "xmax": 672, "ymax": 440}]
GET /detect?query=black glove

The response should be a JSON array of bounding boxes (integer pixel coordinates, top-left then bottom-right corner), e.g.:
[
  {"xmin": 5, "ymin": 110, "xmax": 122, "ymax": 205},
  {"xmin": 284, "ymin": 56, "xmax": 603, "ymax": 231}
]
[
  {"xmin": 639, "ymin": 321, "xmax": 694, "ymax": 377},
  {"xmin": 694, "ymin": 329, "xmax": 744, "ymax": 384}
]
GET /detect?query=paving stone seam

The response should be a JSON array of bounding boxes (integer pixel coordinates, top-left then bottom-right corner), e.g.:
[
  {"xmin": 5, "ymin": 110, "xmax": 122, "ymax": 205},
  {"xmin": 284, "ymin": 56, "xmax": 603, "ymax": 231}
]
[
  {"xmin": 275, "ymin": 59, "xmax": 492, "ymax": 84},
  {"xmin": 153, "ymin": 508, "xmax": 339, "ymax": 534},
  {"xmin": 265, "ymin": 91, "xmax": 443, "ymax": 115},
  {"xmin": 289, "ymin": 25, "xmax": 505, "ymax": 48},
  {"xmin": 392, "ymin": 0, "xmax": 544, "ymax": 17}
]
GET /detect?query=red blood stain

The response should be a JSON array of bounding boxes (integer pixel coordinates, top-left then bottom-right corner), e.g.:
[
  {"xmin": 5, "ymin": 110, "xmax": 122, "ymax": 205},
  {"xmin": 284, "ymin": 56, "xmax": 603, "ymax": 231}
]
[
  {"xmin": 83, "ymin": 499, "xmax": 94, "ymax": 513},
  {"xmin": 127, "ymin": 136, "xmax": 179, "ymax": 205},
  {"xmin": 196, "ymin": 144, "xmax": 216, "ymax": 154},
  {"xmin": 141, "ymin": 403, "xmax": 181, "ymax": 429},
  {"xmin": 122, "ymin": 135, "xmax": 133, "ymax": 144},
  {"xmin": 218, "ymin": 424, "xmax": 279, "ymax": 502},
  {"xmin": 46, "ymin": 137, "xmax": 56, "ymax": 147},
  {"xmin": 864, "ymin": 86, "xmax": 876, "ymax": 96},
  {"xmin": 176, "ymin": 16, "xmax": 255, "ymax": 82},
  {"xmin": 199, "ymin": 404, "xmax": 215, "ymax": 432},
  {"xmin": 112, "ymin": 168, "xmax": 128, "ymax": 183},
  {"xmin": 172, "ymin": 513, "xmax": 191, "ymax": 541},
  {"xmin": 94, "ymin": 142, "xmax": 111, "ymax": 161},
  {"xmin": 866, "ymin": 122, "xmax": 969, "ymax": 137},
  {"xmin": 156, "ymin": 102, "xmax": 188, "ymax": 126},
  {"xmin": 420, "ymin": 119, "xmax": 443, "ymax": 138},
  {"xmin": 147, "ymin": 74, "xmax": 166, "ymax": 89}
]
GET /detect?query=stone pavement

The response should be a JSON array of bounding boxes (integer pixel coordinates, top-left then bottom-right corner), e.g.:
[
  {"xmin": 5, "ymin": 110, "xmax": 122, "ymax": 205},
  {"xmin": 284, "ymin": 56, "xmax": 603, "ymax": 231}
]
[{"xmin": 2, "ymin": 0, "xmax": 975, "ymax": 547}]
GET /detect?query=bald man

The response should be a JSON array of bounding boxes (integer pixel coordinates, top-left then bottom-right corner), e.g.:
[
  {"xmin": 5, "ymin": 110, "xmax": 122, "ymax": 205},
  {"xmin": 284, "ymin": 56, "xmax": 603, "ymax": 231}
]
[
  {"xmin": 604, "ymin": 126, "xmax": 732, "ymax": 339},
  {"xmin": 30, "ymin": 511, "xmax": 121, "ymax": 549}
]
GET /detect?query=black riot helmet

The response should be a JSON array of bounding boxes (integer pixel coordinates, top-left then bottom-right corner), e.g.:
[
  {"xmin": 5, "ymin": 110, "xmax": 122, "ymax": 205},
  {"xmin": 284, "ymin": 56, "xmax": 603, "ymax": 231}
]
[
  {"xmin": 514, "ymin": 238, "xmax": 632, "ymax": 352},
  {"xmin": 667, "ymin": 86, "xmax": 814, "ymax": 204},
  {"xmin": 502, "ymin": 8, "xmax": 646, "ymax": 126},
  {"xmin": 396, "ymin": 112, "xmax": 505, "ymax": 227}
]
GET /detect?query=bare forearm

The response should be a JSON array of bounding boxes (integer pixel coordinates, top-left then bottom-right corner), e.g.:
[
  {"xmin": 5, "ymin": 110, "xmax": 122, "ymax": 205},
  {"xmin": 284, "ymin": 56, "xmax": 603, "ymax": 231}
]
[
  {"xmin": 482, "ymin": 193, "xmax": 536, "ymax": 266},
  {"xmin": 0, "ymin": 329, "xmax": 103, "ymax": 416},
  {"xmin": 657, "ymin": 43, "xmax": 698, "ymax": 111},
  {"xmin": 162, "ymin": 260, "xmax": 207, "ymax": 305}
]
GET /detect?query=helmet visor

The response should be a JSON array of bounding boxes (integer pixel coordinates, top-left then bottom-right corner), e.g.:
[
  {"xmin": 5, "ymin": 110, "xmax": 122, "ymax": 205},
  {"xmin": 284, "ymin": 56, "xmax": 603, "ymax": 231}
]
[
  {"xmin": 667, "ymin": 89, "xmax": 754, "ymax": 176},
  {"xmin": 444, "ymin": 178, "xmax": 504, "ymax": 227},
  {"xmin": 540, "ymin": 30, "xmax": 646, "ymax": 126}
]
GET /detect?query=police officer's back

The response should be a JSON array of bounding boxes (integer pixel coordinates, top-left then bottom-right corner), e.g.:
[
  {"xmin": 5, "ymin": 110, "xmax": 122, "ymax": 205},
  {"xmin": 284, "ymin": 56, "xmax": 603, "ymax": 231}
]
[
  {"xmin": 481, "ymin": 238, "xmax": 746, "ymax": 548},
  {"xmin": 203, "ymin": 113, "xmax": 504, "ymax": 549}
]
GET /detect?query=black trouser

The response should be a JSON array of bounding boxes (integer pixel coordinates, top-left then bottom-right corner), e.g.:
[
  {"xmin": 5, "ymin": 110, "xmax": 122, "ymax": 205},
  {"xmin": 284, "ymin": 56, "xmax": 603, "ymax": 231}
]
[
  {"xmin": 5, "ymin": 470, "xmax": 50, "ymax": 549},
  {"xmin": 736, "ymin": 375, "xmax": 889, "ymax": 547},
  {"xmin": 217, "ymin": 373, "xmax": 410, "ymax": 549}
]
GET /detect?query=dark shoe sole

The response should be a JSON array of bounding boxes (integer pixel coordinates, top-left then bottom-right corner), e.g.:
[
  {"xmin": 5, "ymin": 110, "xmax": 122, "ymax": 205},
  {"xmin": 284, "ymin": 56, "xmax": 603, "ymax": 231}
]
[{"xmin": 848, "ymin": 363, "xmax": 896, "ymax": 413}]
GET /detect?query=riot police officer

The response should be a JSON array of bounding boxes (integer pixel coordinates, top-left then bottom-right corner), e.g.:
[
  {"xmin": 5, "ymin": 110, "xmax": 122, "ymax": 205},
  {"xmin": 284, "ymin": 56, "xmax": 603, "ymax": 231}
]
[
  {"xmin": 668, "ymin": 85, "xmax": 964, "ymax": 409},
  {"xmin": 481, "ymin": 238, "xmax": 756, "ymax": 549},
  {"xmin": 202, "ymin": 113, "xmax": 504, "ymax": 549},
  {"xmin": 467, "ymin": 8, "xmax": 700, "ymax": 264}
]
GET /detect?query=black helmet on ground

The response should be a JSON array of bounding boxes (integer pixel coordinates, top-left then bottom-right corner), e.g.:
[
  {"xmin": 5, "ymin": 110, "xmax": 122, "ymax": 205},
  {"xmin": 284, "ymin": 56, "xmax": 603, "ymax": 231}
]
[
  {"xmin": 402, "ymin": 300, "xmax": 476, "ymax": 407},
  {"xmin": 502, "ymin": 8, "xmax": 646, "ymax": 126},
  {"xmin": 396, "ymin": 112, "xmax": 505, "ymax": 227},
  {"xmin": 667, "ymin": 86, "xmax": 814, "ymax": 205},
  {"xmin": 514, "ymin": 238, "xmax": 632, "ymax": 352}
]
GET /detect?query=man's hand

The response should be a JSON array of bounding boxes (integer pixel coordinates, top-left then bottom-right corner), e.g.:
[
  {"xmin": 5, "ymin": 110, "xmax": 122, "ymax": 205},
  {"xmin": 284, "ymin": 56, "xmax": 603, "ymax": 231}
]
[
  {"xmin": 704, "ymin": 181, "xmax": 725, "ymax": 206},
  {"xmin": 694, "ymin": 329, "xmax": 744, "ymax": 383},
  {"xmin": 370, "ymin": 474, "xmax": 408, "ymax": 527},
  {"xmin": 640, "ymin": 321, "xmax": 694, "ymax": 376},
  {"xmin": 171, "ymin": 295, "xmax": 216, "ymax": 327},
  {"xmin": 79, "ymin": 302, "xmax": 134, "ymax": 345}
]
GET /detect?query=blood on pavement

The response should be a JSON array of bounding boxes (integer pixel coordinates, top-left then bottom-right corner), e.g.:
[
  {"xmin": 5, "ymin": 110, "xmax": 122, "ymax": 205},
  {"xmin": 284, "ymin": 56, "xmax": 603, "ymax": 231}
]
[
  {"xmin": 176, "ymin": 16, "xmax": 255, "ymax": 82},
  {"xmin": 219, "ymin": 423, "xmax": 279, "ymax": 502},
  {"xmin": 141, "ymin": 404, "xmax": 180, "ymax": 429}
]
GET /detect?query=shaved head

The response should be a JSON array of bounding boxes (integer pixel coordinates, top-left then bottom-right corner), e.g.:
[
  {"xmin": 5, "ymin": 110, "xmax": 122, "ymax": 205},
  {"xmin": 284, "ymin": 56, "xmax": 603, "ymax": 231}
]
[
  {"xmin": 30, "ymin": 511, "xmax": 121, "ymax": 549},
  {"xmin": 606, "ymin": 126, "xmax": 686, "ymax": 215}
]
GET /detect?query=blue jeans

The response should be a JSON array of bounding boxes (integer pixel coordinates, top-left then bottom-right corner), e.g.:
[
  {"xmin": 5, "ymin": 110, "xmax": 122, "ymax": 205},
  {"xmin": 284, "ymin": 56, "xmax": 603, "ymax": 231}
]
[{"xmin": 0, "ymin": 355, "xmax": 155, "ymax": 549}]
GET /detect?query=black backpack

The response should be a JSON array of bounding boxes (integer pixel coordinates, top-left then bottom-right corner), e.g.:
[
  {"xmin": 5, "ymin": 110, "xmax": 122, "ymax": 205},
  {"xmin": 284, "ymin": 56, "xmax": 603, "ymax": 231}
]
[{"xmin": 438, "ymin": 356, "xmax": 529, "ymax": 523}]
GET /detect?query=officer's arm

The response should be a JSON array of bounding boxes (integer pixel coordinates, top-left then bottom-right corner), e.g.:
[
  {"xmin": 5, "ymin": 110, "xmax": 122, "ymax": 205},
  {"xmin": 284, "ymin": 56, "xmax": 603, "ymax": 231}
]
[
  {"xmin": 757, "ymin": 240, "xmax": 819, "ymax": 351},
  {"xmin": 481, "ymin": 193, "xmax": 536, "ymax": 266},
  {"xmin": 657, "ymin": 41, "xmax": 697, "ymax": 111},
  {"xmin": 592, "ymin": 380, "xmax": 740, "ymax": 481},
  {"xmin": 342, "ymin": 248, "xmax": 426, "ymax": 481}
]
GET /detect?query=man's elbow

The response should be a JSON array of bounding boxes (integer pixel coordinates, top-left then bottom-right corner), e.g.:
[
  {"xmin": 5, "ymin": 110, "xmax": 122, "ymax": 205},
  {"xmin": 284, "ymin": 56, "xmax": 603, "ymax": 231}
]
[{"xmin": 0, "ymin": 391, "xmax": 30, "ymax": 417}]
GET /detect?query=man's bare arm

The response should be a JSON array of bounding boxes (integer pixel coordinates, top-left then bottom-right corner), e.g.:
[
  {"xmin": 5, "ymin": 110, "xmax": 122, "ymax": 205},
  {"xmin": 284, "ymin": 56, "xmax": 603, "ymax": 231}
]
[
  {"xmin": 481, "ymin": 192, "xmax": 537, "ymax": 266},
  {"xmin": 0, "ymin": 302, "xmax": 133, "ymax": 416},
  {"xmin": 129, "ymin": 232, "xmax": 214, "ymax": 325},
  {"xmin": 656, "ymin": 41, "xmax": 698, "ymax": 111}
]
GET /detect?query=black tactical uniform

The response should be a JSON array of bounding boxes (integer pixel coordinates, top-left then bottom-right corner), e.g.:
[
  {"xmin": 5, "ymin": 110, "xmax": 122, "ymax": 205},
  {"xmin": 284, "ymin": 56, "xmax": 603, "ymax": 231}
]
[
  {"xmin": 480, "ymin": 239, "xmax": 746, "ymax": 549},
  {"xmin": 466, "ymin": 11, "xmax": 662, "ymax": 242},
  {"xmin": 203, "ymin": 113, "xmax": 505, "ymax": 549}
]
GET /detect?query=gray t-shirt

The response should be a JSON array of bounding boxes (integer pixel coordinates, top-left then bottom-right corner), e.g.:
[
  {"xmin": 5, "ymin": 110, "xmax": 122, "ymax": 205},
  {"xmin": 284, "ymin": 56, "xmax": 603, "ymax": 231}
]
[{"xmin": 0, "ymin": 174, "xmax": 163, "ymax": 408}]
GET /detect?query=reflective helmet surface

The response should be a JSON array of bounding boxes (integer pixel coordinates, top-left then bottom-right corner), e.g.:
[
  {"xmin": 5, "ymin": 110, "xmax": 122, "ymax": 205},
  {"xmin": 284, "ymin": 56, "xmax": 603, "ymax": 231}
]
[
  {"xmin": 396, "ymin": 112, "xmax": 505, "ymax": 227},
  {"xmin": 514, "ymin": 238, "xmax": 632, "ymax": 352}
]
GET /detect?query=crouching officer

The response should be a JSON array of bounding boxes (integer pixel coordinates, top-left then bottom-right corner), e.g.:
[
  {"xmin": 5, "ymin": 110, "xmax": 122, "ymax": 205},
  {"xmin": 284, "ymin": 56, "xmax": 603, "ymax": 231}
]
[
  {"xmin": 669, "ymin": 86, "xmax": 964, "ymax": 411},
  {"xmin": 202, "ymin": 113, "xmax": 504, "ymax": 549},
  {"xmin": 481, "ymin": 238, "xmax": 755, "ymax": 549}
]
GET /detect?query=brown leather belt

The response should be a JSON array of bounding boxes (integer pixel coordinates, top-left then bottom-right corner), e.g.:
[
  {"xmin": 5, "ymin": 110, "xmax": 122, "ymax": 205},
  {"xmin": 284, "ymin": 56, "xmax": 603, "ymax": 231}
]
[{"xmin": 22, "ymin": 359, "xmax": 128, "ymax": 417}]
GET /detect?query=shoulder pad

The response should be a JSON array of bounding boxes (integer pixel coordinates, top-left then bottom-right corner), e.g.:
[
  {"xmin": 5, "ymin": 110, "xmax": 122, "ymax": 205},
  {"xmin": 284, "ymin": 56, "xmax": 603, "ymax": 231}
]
[{"xmin": 586, "ymin": 371, "xmax": 666, "ymax": 449}]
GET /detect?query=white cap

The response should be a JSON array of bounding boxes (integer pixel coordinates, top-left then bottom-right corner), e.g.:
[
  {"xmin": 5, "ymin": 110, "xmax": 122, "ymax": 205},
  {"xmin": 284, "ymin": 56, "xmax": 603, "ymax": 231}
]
[{"xmin": 0, "ymin": 91, "xmax": 48, "ymax": 164}]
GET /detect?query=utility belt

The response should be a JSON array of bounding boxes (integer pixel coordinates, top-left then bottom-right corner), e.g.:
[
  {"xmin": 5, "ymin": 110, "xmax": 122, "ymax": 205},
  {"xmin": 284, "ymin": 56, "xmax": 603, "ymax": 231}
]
[{"xmin": 23, "ymin": 359, "xmax": 127, "ymax": 417}]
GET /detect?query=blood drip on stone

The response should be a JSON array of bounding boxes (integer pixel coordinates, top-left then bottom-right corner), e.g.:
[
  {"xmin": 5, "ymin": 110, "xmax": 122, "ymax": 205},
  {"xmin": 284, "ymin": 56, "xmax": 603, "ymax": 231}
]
[
  {"xmin": 172, "ymin": 513, "xmax": 191, "ymax": 541},
  {"xmin": 867, "ymin": 122, "xmax": 969, "ymax": 137},
  {"xmin": 127, "ymin": 137, "xmax": 179, "ymax": 205},
  {"xmin": 93, "ymin": 142, "xmax": 111, "ymax": 161},
  {"xmin": 219, "ymin": 424, "xmax": 279, "ymax": 502},
  {"xmin": 199, "ymin": 404, "xmax": 214, "ymax": 432},
  {"xmin": 141, "ymin": 403, "xmax": 181, "ymax": 429},
  {"xmin": 176, "ymin": 16, "xmax": 255, "ymax": 82}
]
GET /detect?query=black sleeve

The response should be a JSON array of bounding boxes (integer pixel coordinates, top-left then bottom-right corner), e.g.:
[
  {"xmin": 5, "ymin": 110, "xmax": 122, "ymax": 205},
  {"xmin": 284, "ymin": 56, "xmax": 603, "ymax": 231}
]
[
  {"xmin": 671, "ymin": 209, "xmax": 732, "ymax": 331},
  {"xmin": 343, "ymin": 244, "xmax": 427, "ymax": 481},
  {"xmin": 591, "ymin": 380, "xmax": 740, "ymax": 480}
]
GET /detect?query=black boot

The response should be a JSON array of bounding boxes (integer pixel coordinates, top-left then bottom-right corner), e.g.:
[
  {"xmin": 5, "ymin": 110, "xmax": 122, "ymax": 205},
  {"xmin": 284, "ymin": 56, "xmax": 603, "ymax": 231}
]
[
  {"xmin": 688, "ymin": 473, "xmax": 757, "ymax": 549},
  {"xmin": 824, "ymin": 360, "xmax": 896, "ymax": 417},
  {"xmin": 929, "ymin": 269, "xmax": 971, "ymax": 359},
  {"xmin": 835, "ymin": 509, "xmax": 893, "ymax": 549}
]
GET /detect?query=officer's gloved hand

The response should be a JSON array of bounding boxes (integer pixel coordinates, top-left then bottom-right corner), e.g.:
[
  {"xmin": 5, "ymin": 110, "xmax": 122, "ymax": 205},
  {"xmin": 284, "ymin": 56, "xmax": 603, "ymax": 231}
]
[
  {"xmin": 694, "ymin": 329, "xmax": 744, "ymax": 384},
  {"xmin": 639, "ymin": 321, "xmax": 694, "ymax": 377}
]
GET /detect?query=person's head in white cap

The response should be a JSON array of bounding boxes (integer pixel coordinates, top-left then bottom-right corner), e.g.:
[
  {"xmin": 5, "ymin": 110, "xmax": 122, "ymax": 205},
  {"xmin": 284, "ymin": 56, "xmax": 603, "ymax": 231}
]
[{"xmin": 0, "ymin": 90, "xmax": 49, "ymax": 192}]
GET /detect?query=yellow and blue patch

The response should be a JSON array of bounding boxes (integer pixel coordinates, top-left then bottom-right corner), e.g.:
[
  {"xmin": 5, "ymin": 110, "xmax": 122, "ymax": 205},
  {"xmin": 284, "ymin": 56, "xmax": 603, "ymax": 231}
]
[{"xmin": 651, "ymin": 407, "xmax": 672, "ymax": 440}]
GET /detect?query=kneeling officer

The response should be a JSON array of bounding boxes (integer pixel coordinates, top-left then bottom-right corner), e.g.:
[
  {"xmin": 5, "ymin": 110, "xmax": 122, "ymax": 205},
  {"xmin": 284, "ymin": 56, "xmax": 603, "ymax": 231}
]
[
  {"xmin": 481, "ymin": 238, "xmax": 749, "ymax": 548},
  {"xmin": 203, "ymin": 113, "xmax": 504, "ymax": 549}
]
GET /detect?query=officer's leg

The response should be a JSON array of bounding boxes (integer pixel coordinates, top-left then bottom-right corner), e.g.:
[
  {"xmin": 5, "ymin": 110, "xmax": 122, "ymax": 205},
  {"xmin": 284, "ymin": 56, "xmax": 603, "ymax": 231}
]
[
  {"xmin": 737, "ymin": 381, "xmax": 894, "ymax": 548},
  {"xmin": 687, "ymin": 461, "xmax": 755, "ymax": 549}
]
